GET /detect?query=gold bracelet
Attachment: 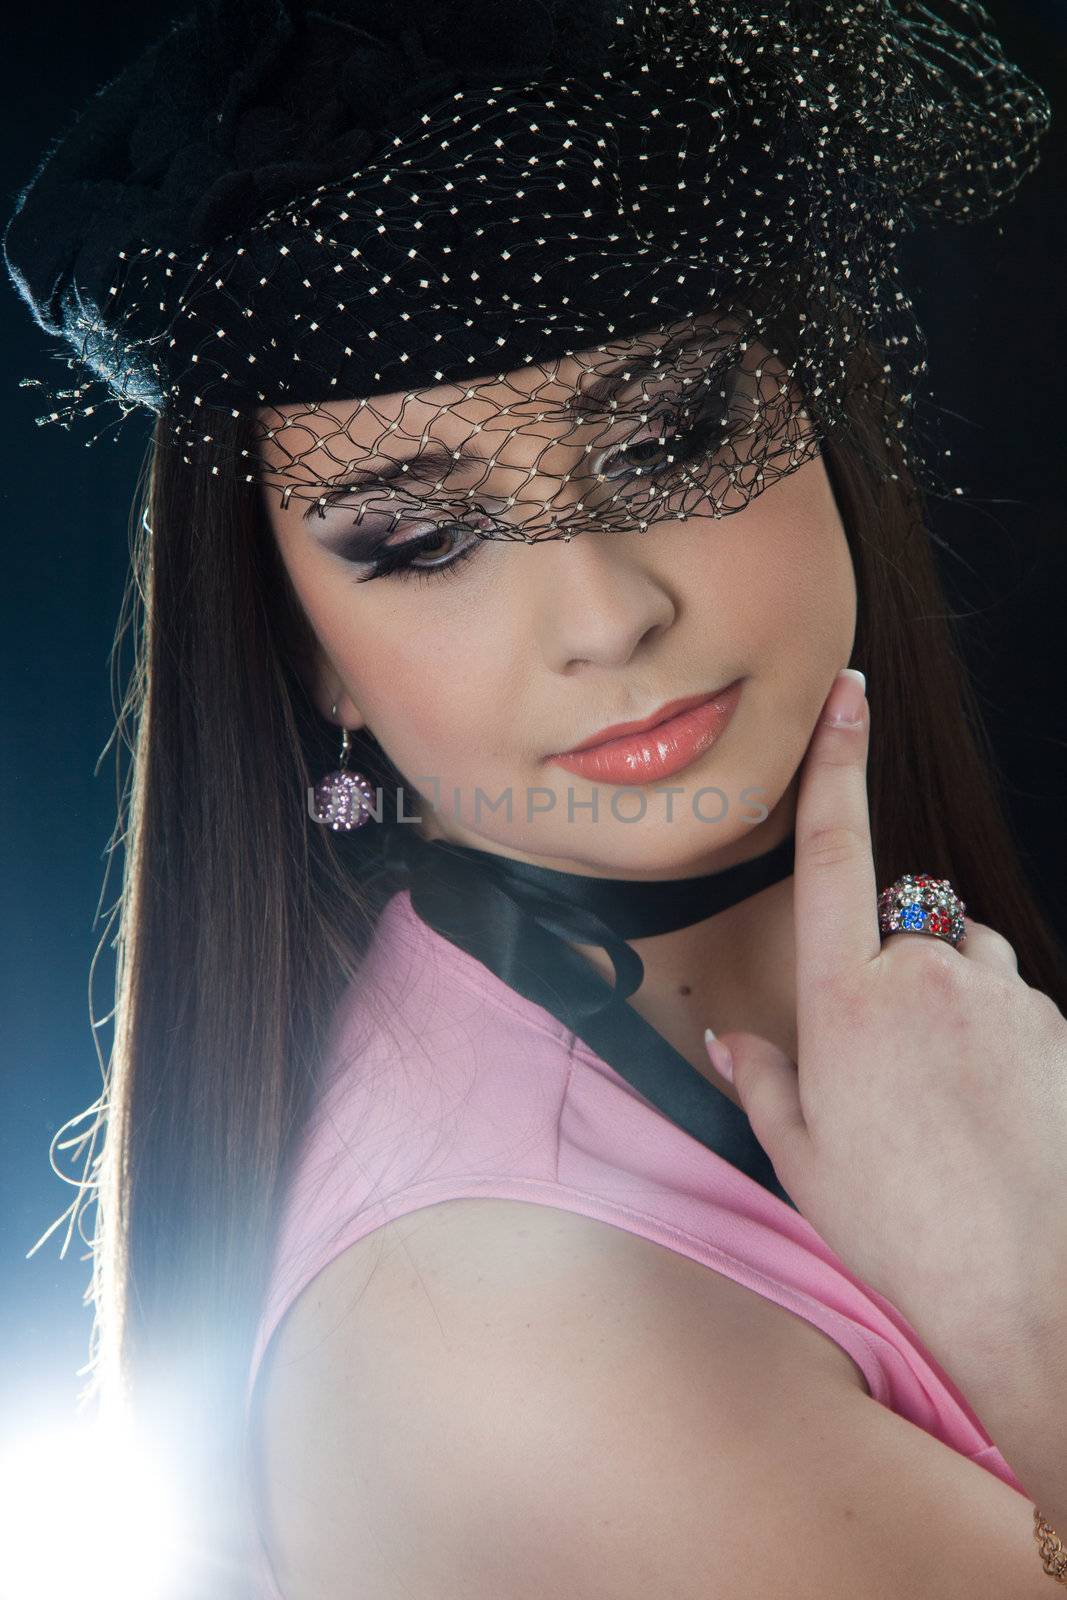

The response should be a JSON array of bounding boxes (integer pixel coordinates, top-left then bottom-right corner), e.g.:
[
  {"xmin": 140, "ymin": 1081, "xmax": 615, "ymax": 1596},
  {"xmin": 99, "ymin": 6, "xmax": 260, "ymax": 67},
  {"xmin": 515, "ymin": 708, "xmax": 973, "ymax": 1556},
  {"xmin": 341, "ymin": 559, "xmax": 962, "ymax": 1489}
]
[{"xmin": 1035, "ymin": 1507, "xmax": 1067, "ymax": 1582}]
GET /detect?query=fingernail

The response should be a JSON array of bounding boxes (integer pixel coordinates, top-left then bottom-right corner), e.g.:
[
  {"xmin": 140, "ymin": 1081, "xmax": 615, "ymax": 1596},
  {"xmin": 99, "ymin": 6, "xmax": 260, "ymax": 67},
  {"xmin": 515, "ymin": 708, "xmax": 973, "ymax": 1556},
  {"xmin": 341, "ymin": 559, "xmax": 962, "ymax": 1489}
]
[
  {"xmin": 824, "ymin": 667, "xmax": 867, "ymax": 727},
  {"xmin": 704, "ymin": 1027, "xmax": 734, "ymax": 1083}
]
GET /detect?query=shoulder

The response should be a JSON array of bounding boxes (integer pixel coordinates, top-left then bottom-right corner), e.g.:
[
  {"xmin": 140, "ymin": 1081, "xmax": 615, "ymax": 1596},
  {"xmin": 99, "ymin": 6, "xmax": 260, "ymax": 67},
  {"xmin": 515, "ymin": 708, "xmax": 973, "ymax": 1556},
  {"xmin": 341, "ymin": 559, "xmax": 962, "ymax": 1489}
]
[
  {"xmin": 256, "ymin": 1196, "xmax": 867, "ymax": 1411},
  {"xmin": 252, "ymin": 1197, "xmax": 1043, "ymax": 1600},
  {"xmin": 252, "ymin": 1198, "xmax": 855, "ymax": 1589}
]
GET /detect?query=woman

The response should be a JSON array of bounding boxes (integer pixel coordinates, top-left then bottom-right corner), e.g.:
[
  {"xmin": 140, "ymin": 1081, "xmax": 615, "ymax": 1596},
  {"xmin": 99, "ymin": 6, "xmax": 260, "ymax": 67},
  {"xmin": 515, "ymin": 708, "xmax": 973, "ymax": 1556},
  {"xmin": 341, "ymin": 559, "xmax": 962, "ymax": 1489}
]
[{"xmin": 7, "ymin": 2, "xmax": 1067, "ymax": 1596}]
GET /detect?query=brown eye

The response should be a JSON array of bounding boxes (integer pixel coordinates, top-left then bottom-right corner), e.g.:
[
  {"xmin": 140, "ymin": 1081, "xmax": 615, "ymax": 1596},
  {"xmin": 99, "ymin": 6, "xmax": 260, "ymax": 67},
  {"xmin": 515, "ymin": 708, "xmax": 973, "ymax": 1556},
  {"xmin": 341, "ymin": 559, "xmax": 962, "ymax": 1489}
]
[
  {"xmin": 343, "ymin": 514, "xmax": 497, "ymax": 585},
  {"xmin": 593, "ymin": 364, "xmax": 755, "ymax": 483},
  {"xmin": 408, "ymin": 528, "xmax": 461, "ymax": 562}
]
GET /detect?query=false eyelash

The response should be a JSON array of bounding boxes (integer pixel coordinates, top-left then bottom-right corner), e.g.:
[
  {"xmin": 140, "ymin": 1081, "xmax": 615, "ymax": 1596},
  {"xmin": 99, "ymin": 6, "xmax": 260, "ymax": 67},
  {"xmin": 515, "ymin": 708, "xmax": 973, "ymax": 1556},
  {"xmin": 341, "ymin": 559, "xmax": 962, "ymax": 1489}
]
[{"xmin": 353, "ymin": 527, "xmax": 483, "ymax": 585}]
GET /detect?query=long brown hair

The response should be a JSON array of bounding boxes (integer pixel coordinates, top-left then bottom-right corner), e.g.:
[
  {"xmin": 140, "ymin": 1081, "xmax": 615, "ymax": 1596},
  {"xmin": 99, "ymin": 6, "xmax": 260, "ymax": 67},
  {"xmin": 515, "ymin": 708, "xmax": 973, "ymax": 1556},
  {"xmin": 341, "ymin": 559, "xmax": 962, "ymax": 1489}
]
[{"xmin": 61, "ymin": 336, "xmax": 1067, "ymax": 1597}]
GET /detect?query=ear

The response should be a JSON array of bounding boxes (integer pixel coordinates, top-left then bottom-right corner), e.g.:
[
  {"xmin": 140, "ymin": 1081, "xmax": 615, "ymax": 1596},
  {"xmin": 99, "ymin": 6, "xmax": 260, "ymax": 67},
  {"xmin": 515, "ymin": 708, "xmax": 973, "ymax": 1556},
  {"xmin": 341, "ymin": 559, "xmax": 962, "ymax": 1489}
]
[
  {"xmin": 307, "ymin": 648, "xmax": 369, "ymax": 733},
  {"xmin": 319, "ymin": 687, "xmax": 369, "ymax": 734}
]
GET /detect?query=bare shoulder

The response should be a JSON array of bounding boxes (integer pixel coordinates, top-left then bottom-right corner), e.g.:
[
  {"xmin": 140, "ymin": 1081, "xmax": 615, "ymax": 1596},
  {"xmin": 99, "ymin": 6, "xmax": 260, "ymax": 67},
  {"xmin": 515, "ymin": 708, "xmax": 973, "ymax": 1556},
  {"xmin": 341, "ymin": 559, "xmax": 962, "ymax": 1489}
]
[
  {"xmin": 253, "ymin": 1197, "xmax": 1046, "ymax": 1600},
  {"xmin": 254, "ymin": 1198, "xmax": 867, "ymax": 1452}
]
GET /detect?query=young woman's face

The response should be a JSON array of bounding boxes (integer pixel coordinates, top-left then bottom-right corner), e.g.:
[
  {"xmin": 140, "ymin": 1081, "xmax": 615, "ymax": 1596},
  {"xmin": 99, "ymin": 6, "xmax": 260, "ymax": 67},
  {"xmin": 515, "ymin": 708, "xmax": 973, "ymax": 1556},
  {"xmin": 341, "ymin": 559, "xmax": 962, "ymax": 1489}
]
[{"xmin": 261, "ymin": 318, "xmax": 857, "ymax": 877}]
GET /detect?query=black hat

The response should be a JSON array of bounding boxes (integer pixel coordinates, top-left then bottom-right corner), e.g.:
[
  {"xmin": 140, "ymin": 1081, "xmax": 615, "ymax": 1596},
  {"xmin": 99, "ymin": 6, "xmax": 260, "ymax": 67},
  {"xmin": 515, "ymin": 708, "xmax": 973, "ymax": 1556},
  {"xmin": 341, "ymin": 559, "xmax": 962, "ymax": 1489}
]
[{"xmin": 4, "ymin": 0, "xmax": 1050, "ymax": 537}]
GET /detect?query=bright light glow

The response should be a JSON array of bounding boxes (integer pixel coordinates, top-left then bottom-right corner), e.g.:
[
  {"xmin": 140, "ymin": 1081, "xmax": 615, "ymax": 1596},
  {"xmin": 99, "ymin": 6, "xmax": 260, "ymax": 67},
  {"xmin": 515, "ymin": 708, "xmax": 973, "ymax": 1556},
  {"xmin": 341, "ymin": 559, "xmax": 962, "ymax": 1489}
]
[{"xmin": 0, "ymin": 1414, "xmax": 188, "ymax": 1600}]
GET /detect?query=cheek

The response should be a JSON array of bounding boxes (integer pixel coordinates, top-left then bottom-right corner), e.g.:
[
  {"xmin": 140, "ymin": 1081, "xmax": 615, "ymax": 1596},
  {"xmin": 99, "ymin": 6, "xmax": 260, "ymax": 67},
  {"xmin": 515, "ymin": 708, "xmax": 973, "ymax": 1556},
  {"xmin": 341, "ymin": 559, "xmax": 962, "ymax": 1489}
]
[
  {"xmin": 771, "ymin": 532, "xmax": 855, "ymax": 660},
  {"xmin": 727, "ymin": 471, "xmax": 856, "ymax": 667},
  {"xmin": 355, "ymin": 632, "xmax": 452, "ymax": 749},
  {"xmin": 270, "ymin": 514, "xmax": 510, "ymax": 770},
  {"xmin": 344, "ymin": 611, "xmax": 505, "ymax": 772}
]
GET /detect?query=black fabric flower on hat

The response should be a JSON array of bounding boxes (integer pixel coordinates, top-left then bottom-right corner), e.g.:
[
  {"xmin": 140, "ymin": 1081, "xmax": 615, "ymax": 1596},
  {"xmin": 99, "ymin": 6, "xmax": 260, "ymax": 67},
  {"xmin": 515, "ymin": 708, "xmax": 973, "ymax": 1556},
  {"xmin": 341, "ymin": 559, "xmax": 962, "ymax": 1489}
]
[
  {"xmin": 187, "ymin": 0, "xmax": 598, "ymax": 248},
  {"xmin": 4, "ymin": 0, "xmax": 606, "ymax": 339}
]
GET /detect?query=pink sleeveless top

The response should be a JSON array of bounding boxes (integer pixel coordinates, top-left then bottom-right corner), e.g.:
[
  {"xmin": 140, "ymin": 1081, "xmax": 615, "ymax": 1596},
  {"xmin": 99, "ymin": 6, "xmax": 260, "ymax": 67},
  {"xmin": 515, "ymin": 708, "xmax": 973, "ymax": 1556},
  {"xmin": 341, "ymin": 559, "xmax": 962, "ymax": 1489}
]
[{"xmin": 245, "ymin": 886, "xmax": 1024, "ymax": 1599}]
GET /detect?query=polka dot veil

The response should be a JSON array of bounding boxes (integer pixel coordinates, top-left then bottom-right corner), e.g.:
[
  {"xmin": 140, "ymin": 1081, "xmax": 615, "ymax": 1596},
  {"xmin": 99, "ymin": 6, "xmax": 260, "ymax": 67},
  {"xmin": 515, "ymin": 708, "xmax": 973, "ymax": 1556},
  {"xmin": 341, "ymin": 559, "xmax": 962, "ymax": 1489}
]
[{"xmin": 4, "ymin": 0, "xmax": 1050, "ymax": 570}]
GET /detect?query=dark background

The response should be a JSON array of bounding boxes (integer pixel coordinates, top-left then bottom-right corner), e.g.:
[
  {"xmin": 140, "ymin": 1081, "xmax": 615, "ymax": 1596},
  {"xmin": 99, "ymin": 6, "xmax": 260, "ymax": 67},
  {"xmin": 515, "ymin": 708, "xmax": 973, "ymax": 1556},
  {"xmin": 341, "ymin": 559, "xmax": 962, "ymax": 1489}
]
[{"xmin": 3, "ymin": 2, "xmax": 1065, "ymax": 1444}]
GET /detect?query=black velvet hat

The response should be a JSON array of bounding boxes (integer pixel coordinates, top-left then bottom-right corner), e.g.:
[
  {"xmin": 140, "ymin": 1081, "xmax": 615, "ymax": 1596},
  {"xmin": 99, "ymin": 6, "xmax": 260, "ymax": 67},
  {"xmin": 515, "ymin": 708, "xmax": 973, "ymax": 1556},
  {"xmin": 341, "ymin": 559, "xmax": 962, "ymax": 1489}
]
[{"xmin": 4, "ymin": 0, "xmax": 1050, "ymax": 537}]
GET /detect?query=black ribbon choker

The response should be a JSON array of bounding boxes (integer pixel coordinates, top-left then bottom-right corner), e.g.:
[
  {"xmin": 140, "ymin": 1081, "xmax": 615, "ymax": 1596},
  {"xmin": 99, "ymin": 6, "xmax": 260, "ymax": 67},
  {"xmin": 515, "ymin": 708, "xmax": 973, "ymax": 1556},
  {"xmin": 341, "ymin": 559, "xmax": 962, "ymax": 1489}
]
[{"xmin": 370, "ymin": 822, "xmax": 797, "ymax": 1020}]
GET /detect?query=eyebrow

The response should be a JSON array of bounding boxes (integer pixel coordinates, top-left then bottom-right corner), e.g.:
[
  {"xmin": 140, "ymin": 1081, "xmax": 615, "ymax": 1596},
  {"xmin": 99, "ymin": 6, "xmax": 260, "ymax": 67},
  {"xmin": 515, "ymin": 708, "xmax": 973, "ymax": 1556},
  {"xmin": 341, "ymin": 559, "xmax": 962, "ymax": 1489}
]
[
  {"xmin": 300, "ymin": 442, "xmax": 482, "ymax": 522},
  {"xmin": 300, "ymin": 348, "xmax": 681, "ymax": 524}
]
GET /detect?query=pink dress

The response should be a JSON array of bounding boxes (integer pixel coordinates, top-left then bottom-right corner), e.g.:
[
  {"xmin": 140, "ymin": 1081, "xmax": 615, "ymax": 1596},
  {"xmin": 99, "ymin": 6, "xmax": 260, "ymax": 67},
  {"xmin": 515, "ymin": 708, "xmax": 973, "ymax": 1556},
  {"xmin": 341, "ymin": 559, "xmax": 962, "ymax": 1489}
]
[{"xmin": 245, "ymin": 886, "xmax": 1025, "ymax": 1599}]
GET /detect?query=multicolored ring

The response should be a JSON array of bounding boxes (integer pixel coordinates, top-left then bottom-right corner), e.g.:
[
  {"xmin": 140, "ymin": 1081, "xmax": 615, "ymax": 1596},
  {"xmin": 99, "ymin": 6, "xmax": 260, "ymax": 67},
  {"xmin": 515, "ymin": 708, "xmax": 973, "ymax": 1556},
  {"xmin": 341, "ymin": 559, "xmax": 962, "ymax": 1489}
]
[{"xmin": 877, "ymin": 873, "xmax": 967, "ymax": 949}]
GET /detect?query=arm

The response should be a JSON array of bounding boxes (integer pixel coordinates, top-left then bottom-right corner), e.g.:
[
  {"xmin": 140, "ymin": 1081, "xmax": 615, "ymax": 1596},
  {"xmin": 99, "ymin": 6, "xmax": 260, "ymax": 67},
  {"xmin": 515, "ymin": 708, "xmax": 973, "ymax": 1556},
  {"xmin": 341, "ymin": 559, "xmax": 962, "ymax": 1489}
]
[
  {"xmin": 930, "ymin": 1303, "xmax": 1067, "ymax": 1548},
  {"xmin": 254, "ymin": 1198, "xmax": 1058, "ymax": 1600}
]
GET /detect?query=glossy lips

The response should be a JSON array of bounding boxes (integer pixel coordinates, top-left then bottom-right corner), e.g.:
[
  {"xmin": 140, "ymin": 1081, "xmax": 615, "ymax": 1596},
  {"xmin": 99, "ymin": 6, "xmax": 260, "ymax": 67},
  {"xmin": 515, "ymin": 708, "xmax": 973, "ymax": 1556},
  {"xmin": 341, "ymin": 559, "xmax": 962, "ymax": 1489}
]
[{"xmin": 547, "ymin": 679, "xmax": 744, "ymax": 785}]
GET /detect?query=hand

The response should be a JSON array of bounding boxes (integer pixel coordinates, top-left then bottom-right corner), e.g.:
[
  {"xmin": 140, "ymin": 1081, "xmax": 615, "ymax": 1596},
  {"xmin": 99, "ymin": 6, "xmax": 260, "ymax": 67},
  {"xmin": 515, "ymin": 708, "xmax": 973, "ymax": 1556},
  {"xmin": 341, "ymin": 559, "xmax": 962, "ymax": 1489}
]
[{"xmin": 707, "ymin": 669, "xmax": 1067, "ymax": 1385}]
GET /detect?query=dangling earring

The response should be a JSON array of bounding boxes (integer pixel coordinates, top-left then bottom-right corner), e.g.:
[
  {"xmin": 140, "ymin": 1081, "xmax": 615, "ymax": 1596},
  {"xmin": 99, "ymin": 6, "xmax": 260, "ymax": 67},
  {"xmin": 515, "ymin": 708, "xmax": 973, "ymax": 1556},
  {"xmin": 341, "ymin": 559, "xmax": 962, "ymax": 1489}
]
[{"xmin": 307, "ymin": 703, "xmax": 378, "ymax": 831}]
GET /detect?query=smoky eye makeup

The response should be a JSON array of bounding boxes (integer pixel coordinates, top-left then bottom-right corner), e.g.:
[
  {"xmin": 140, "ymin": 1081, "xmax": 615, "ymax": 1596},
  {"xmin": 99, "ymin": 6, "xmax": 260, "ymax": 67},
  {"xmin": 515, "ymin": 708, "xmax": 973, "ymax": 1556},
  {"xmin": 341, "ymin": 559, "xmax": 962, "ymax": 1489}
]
[
  {"xmin": 297, "ymin": 333, "xmax": 715, "ymax": 532},
  {"xmin": 302, "ymin": 348, "xmax": 762, "ymax": 583}
]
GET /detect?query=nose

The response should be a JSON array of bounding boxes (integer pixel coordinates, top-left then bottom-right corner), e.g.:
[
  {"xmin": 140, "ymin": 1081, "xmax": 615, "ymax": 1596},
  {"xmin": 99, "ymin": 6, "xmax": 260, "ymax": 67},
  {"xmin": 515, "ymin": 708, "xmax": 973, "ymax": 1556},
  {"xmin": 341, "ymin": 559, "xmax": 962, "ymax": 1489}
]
[
  {"xmin": 523, "ymin": 521, "xmax": 678, "ymax": 673},
  {"xmin": 477, "ymin": 401, "xmax": 679, "ymax": 669}
]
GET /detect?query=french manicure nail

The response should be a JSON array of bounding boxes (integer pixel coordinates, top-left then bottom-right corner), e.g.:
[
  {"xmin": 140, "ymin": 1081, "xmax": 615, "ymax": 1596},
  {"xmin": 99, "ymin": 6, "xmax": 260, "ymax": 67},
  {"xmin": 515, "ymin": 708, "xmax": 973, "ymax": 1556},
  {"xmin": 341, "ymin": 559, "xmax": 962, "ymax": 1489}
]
[
  {"xmin": 704, "ymin": 1026, "xmax": 734, "ymax": 1082},
  {"xmin": 825, "ymin": 667, "xmax": 866, "ymax": 727}
]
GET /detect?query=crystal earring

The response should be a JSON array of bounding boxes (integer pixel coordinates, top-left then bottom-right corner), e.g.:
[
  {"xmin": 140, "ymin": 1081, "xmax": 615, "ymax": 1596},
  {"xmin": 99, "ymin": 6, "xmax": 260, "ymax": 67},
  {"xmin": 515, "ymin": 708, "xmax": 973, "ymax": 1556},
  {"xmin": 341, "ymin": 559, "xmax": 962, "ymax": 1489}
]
[{"xmin": 307, "ymin": 703, "xmax": 378, "ymax": 831}]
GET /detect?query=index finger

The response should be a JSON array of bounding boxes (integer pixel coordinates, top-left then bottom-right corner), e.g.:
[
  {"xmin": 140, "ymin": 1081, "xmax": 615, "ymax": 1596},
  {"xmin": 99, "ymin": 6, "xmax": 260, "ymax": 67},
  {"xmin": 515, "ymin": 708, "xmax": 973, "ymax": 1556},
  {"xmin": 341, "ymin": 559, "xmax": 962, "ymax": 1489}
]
[{"xmin": 792, "ymin": 669, "xmax": 881, "ymax": 999}]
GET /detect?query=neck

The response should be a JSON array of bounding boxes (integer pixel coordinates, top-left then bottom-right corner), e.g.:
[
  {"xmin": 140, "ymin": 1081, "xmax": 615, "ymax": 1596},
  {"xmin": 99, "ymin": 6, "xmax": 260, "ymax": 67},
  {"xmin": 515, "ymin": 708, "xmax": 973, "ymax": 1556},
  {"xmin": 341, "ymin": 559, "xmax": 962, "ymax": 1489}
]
[
  {"xmin": 566, "ymin": 793, "xmax": 799, "ymax": 1097},
  {"xmin": 416, "ymin": 780, "xmax": 800, "ymax": 1097},
  {"xmin": 573, "ymin": 870, "xmax": 797, "ymax": 1098}
]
